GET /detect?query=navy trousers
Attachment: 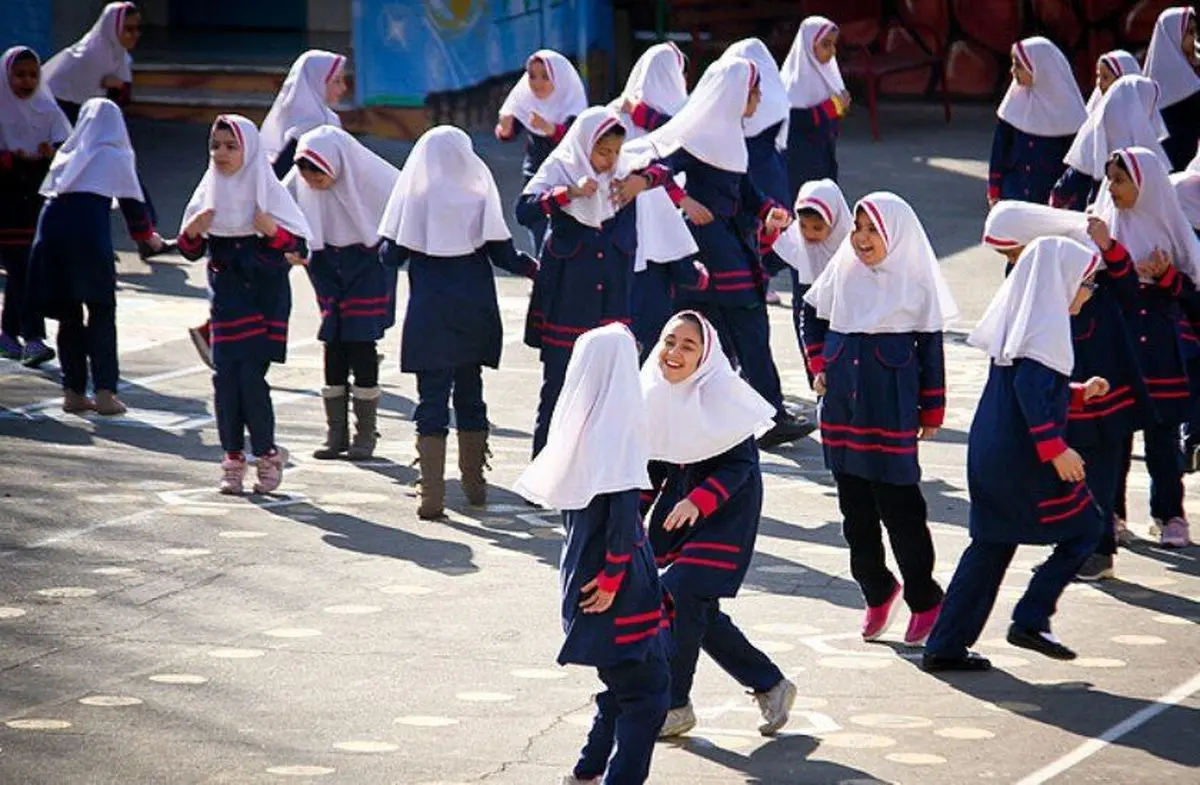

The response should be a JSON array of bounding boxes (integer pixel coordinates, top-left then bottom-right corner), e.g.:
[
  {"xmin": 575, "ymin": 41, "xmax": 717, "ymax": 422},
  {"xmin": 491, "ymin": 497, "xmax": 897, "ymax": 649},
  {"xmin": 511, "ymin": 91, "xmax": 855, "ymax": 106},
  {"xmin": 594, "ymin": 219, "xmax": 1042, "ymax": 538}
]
[
  {"xmin": 682, "ymin": 301, "xmax": 785, "ymax": 415},
  {"xmin": 573, "ymin": 654, "xmax": 670, "ymax": 785},
  {"xmin": 1116, "ymin": 425, "xmax": 1185, "ymax": 522},
  {"xmin": 414, "ymin": 365, "xmax": 487, "ymax": 436},
  {"xmin": 789, "ymin": 275, "xmax": 814, "ymax": 388},
  {"xmin": 57, "ymin": 302, "xmax": 117, "ymax": 393},
  {"xmin": 1079, "ymin": 440, "xmax": 1123, "ymax": 556},
  {"xmin": 0, "ymin": 245, "xmax": 45, "ymax": 341},
  {"xmin": 533, "ymin": 348, "xmax": 570, "ymax": 457},
  {"xmin": 214, "ymin": 357, "xmax": 274, "ymax": 456}
]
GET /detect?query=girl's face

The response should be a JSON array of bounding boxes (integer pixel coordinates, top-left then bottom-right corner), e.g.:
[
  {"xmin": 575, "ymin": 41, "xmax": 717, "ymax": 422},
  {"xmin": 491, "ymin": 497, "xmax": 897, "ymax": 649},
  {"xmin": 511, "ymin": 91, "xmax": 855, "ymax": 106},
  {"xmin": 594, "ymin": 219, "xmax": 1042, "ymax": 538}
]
[
  {"xmin": 1184, "ymin": 15, "xmax": 1197, "ymax": 62},
  {"xmin": 799, "ymin": 213, "xmax": 832, "ymax": 243},
  {"xmin": 528, "ymin": 59, "xmax": 554, "ymax": 100},
  {"xmin": 814, "ymin": 30, "xmax": 838, "ymax": 64},
  {"xmin": 299, "ymin": 164, "xmax": 335, "ymax": 190},
  {"xmin": 8, "ymin": 55, "xmax": 39, "ymax": 100},
  {"xmin": 1105, "ymin": 161, "xmax": 1139, "ymax": 209},
  {"xmin": 743, "ymin": 82, "xmax": 762, "ymax": 118},
  {"xmin": 210, "ymin": 128, "xmax": 244, "ymax": 175},
  {"xmin": 325, "ymin": 69, "xmax": 347, "ymax": 105},
  {"xmin": 1011, "ymin": 54, "xmax": 1033, "ymax": 87},
  {"xmin": 851, "ymin": 208, "xmax": 888, "ymax": 266},
  {"xmin": 119, "ymin": 11, "xmax": 142, "ymax": 51},
  {"xmin": 658, "ymin": 318, "xmax": 704, "ymax": 383},
  {"xmin": 1095, "ymin": 61, "xmax": 1118, "ymax": 93},
  {"xmin": 590, "ymin": 132, "xmax": 622, "ymax": 175},
  {"xmin": 1070, "ymin": 276, "xmax": 1097, "ymax": 315}
]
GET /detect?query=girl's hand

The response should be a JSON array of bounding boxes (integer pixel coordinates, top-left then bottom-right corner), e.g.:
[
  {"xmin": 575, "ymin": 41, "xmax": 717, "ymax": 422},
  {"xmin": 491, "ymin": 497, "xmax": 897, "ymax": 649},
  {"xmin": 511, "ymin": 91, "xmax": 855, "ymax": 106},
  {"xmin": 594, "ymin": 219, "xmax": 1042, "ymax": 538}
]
[
  {"xmin": 37, "ymin": 142, "xmax": 55, "ymax": 160},
  {"xmin": 663, "ymin": 498, "xmax": 701, "ymax": 531},
  {"xmin": 680, "ymin": 196, "xmax": 714, "ymax": 226},
  {"xmin": 838, "ymin": 90, "xmax": 852, "ymax": 108},
  {"xmin": 813, "ymin": 372, "xmax": 827, "ymax": 396},
  {"xmin": 1082, "ymin": 376, "xmax": 1110, "ymax": 401},
  {"xmin": 1051, "ymin": 447, "xmax": 1086, "ymax": 483},
  {"xmin": 285, "ymin": 252, "xmax": 308, "ymax": 267},
  {"xmin": 567, "ymin": 177, "xmax": 599, "ymax": 199},
  {"xmin": 184, "ymin": 209, "xmax": 215, "ymax": 238},
  {"xmin": 101, "ymin": 75, "xmax": 124, "ymax": 90},
  {"xmin": 612, "ymin": 175, "xmax": 648, "ymax": 206},
  {"xmin": 619, "ymin": 96, "xmax": 635, "ymax": 115},
  {"xmin": 529, "ymin": 112, "xmax": 554, "ymax": 135},
  {"xmin": 578, "ymin": 576, "xmax": 616, "ymax": 614},
  {"xmin": 765, "ymin": 207, "xmax": 792, "ymax": 231},
  {"xmin": 497, "ymin": 114, "xmax": 515, "ymax": 135},
  {"xmin": 1136, "ymin": 249, "xmax": 1171, "ymax": 279},
  {"xmin": 1086, "ymin": 216, "xmax": 1112, "ymax": 251},
  {"xmin": 253, "ymin": 210, "xmax": 278, "ymax": 238},
  {"xmin": 919, "ymin": 426, "xmax": 939, "ymax": 440}
]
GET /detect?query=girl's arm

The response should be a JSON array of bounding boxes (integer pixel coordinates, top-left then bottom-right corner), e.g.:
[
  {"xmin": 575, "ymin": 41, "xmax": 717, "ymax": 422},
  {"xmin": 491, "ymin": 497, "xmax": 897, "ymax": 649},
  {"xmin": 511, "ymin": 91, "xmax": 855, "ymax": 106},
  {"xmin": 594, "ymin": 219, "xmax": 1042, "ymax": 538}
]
[
  {"xmin": 105, "ymin": 82, "xmax": 132, "ymax": 108},
  {"xmin": 668, "ymin": 256, "xmax": 709, "ymax": 293},
  {"xmin": 916, "ymin": 332, "xmax": 947, "ymax": 429},
  {"xmin": 593, "ymin": 490, "xmax": 641, "ymax": 595},
  {"xmin": 1154, "ymin": 260, "xmax": 1197, "ymax": 301},
  {"xmin": 272, "ymin": 138, "xmax": 299, "ymax": 180},
  {"xmin": 987, "ymin": 120, "xmax": 1014, "ymax": 204},
  {"xmin": 176, "ymin": 231, "xmax": 208, "ymax": 260},
  {"xmin": 629, "ymin": 102, "xmax": 673, "ymax": 132},
  {"xmin": 117, "ymin": 197, "xmax": 157, "ymax": 244},
  {"xmin": 1098, "ymin": 239, "xmax": 1138, "ymax": 307},
  {"xmin": 378, "ymin": 239, "xmax": 411, "ymax": 270},
  {"xmin": 791, "ymin": 95, "xmax": 846, "ymax": 137},
  {"xmin": 801, "ymin": 309, "xmax": 829, "ymax": 376},
  {"xmin": 484, "ymin": 238, "xmax": 539, "ymax": 279},
  {"xmin": 1012, "ymin": 359, "xmax": 1071, "ymax": 462},
  {"xmin": 515, "ymin": 187, "xmax": 575, "ymax": 227},
  {"xmin": 684, "ymin": 439, "xmax": 757, "ymax": 520},
  {"xmin": 649, "ymin": 149, "xmax": 695, "ymax": 207}
]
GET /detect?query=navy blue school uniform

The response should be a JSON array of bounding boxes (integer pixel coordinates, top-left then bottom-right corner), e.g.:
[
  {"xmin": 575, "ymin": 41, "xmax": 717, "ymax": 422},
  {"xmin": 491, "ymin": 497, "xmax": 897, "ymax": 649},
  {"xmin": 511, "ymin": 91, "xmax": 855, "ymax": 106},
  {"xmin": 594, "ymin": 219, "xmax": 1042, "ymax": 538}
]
[
  {"xmin": 381, "ymin": 238, "xmax": 536, "ymax": 435},
  {"xmin": 0, "ymin": 151, "xmax": 52, "ymax": 342},
  {"xmin": 271, "ymin": 137, "xmax": 299, "ymax": 181},
  {"xmin": 644, "ymin": 438, "xmax": 785, "ymax": 708},
  {"xmin": 1161, "ymin": 91, "xmax": 1200, "ymax": 172},
  {"xmin": 746, "ymin": 120, "xmax": 792, "ymax": 280},
  {"xmin": 307, "ymin": 243, "xmax": 394, "ymax": 343},
  {"xmin": 498, "ymin": 116, "xmax": 576, "ymax": 253},
  {"xmin": 1049, "ymin": 167, "xmax": 1100, "ymax": 212},
  {"xmin": 631, "ymin": 258, "xmax": 705, "ymax": 363},
  {"xmin": 987, "ymin": 120, "xmax": 1072, "ymax": 205},
  {"xmin": 786, "ymin": 100, "xmax": 840, "ymax": 199},
  {"xmin": 560, "ymin": 489, "xmax": 671, "ymax": 784}
]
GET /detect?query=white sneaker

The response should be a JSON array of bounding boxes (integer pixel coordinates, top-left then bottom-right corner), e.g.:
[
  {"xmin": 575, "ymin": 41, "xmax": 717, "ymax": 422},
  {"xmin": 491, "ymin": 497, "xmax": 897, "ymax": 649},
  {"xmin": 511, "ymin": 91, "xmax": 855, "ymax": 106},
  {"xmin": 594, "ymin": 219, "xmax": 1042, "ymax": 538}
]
[
  {"xmin": 754, "ymin": 678, "xmax": 797, "ymax": 736},
  {"xmin": 1149, "ymin": 517, "xmax": 1163, "ymax": 539},
  {"xmin": 1160, "ymin": 517, "xmax": 1192, "ymax": 548},
  {"xmin": 560, "ymin": 777, "xmax": 600, "ymax": 785},
  {"xmin": 658, "ymin": 703, "xmax": 696, "ymax": 738}
]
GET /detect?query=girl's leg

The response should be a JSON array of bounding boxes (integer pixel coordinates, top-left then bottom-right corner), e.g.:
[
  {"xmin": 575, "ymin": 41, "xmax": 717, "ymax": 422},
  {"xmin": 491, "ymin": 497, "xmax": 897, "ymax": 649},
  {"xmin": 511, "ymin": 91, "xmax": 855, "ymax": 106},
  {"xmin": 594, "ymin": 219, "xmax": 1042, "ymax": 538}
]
[
  {"xmin": 1114, "ymin": 433, "xmax": 1132, "ymax": 521},
  {"xmin": 241, "ymin": 359, "xmax": 276, "ymax": 458},
  {"xmin": 572, "ymin": 684, "xmax": 618, "ymax": 782},
  {"xmin": 315, "ymin": 342, "xmax": 351, "ymax": 459},
  {"xmin": 659, "ymin": 577, "xmax": 713, "ymax": 710},
  {"xmin": 533, "ymin": 349, "xmax": 570, "ymax": 458},
  {"xmin": 453, "ymin": 364, "xmax": 490, "ymax": 506},
  {"xmin": 451, "ymin": 364, "xmax": 487, "ymax": 432},
  {"xmin": 324, "ymin": 341, "xmax": 351, "ymax": 388},
  {"xmin": 835, "ymin": 473, "xmax": 898, "ymax": 607},
  {"xmin": 874, "ymin": 481, "xmax": 943, "ymax": 613},
  {"xmin": 0, "ymin": 247, "xmax": 27, "ymax": 340},
  {"xmin": 1143, "ymin": 421, "xmax": 1185, "ymax": 521},
  {"xmin": 414, "ymin": 369, "xmax": 454, "ymax": 519},
  {"xmin": 86, "ymin": 303, "xmax": 124, "ymax": 415},
  {"xmin": 347, "ymin": 341, "xmax": 381, "ymax": 460},
  {"xmin": 601, "ymin": 655, "xmax": 671, "ymax": 785},
  {"xmin": 212, "ymin": 358, "xmax": 246, "ymax": 454},
  {"xmin": 57, "ymin": 304, "xmax": 89, "ymax": 399},
  {"xmin": 700, "ymin": 604, "xmax": 784, "ymax": 693},
  {"xmin": 1080, "ymin": 441, "xmax": 1122, "ymax": 559},
  {"xmin": 1011, "ymin": 524, "xmax": 1100, "ymax": 635},
  {"xmin": 924, "ymin": 538, "xmax": 1016, "ymax": 659},
  {"xmin": 790, "ymin": 275, "xmax": 813, "ymax": 388}
]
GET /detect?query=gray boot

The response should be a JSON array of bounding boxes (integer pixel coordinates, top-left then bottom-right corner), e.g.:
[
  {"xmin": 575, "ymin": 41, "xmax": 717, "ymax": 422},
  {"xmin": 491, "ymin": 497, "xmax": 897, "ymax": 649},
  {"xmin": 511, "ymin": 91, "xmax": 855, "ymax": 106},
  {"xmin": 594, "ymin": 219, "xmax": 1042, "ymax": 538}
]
[
  {"xmin": 416, "ymin": 434, "xmax": 447, "ymax": 520},
  {"xmin": 347, "ymin": 386, "xmax": 380, "ymax": 461},
  {"xmin": 457, "ymin": 430, "xmax": 490, "ymax": 507},
  {"xmin": 313, "ymin": 386, "xmax": 349, "ymax": 459}
]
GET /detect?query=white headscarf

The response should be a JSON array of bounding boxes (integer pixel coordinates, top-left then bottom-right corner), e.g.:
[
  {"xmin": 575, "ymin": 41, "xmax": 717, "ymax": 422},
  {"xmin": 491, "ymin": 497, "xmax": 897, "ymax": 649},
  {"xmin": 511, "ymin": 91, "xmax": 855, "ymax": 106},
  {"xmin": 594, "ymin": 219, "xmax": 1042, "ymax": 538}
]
[
  {"xmin": 615, "ymin": 42, "xmax": 688, "ymax": 130},
  {"xmin": 284, "ymin": 125, "xmax": 398, "ymax": 252},
  {"xmin": 43, "ymin": 2, "xmax": 134, "ymax": 105},
  {"xmin": 1064, "ymin": 75, "xmax": 1171, "ymax": 179},
  {"xmin": 513, "ymin": 324, "xmax": 651, "ymax": 510},
  {"xmin": 640, "ymin": 311, "xmax": 777, "ymax": 464},
  {"xmin": 1171, "ymin": 171, "xmax": 1200, "ymax": 229},
  {"xmin": 804, "ymin": 192, "xmax": 959, "ymax": 334},
  {"xmin": 781, "ymin": 16, "xmax": 845, "ymax": 110},
  {"xmin": 1145, "ymin": 7, "xmax": 1200, "ymax": 108},
  {"xmin": 498, "ymin": 49, "xmax": 588, "ymax": 136},
  {"xmin": 722, "ymin": 38, "xmax": 789, "ymax": 140},
  {"xmin": 259, "ymin": 50, "xmax": 345, "ymax": 165},
  {"xmin": 179, "ymin": 114, "xmax": 311, "ymax": 239},
  {"xmin": 379, "ymin": 125, "xmax": 511, "ymax": 257},
  {"xmin": 772, "ymin": 178, "xmax": 851, "ymax": 284},
  {"xmin": 997, "ymin": 37, "xmax": 1087, "ymax": 137},
  {"xmin": 523, "ymin": 106, "xmax": 623, "ymax": 229},
  {"xmin": 1085, "ymin": 49, "xmax": 1142, "ymax": 114},
  {"xmin": 982, "ymin": 201, "xmax": 1092, "ymax": 251},
  {"xmin": 968, "ymin": 236, "xmax": 1100, "ymax": 376},
  {"xmin": 0, "ymin": 47, "xmax": 71, "ymax": 155},
  {"xmin": 39, "ymin": 97, "xmax": 141, "ymax": 201},
  {"xmin": 1093, "ymin": 146, "xmax": 1200, "ymax": 281}
]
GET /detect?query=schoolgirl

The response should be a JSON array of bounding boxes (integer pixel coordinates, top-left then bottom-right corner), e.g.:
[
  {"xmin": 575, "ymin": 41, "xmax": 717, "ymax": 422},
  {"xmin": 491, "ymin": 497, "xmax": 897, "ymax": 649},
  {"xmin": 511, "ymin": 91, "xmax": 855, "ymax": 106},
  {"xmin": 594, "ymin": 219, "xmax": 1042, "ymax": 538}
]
[
  {"xmin": 803, "ymin": 192, "xmax": 958, "ymax": 644},
  {"xmin": 640, "ymin": 311, "xmax": 796, "ymax": 739},
  {"xmin": 988, "ymin": 37, "xmax": 1087, "ymax": 206},
  {"xmin": 780, "ymin": 16, "xmax": 849, "ymax": 195},
  {"xmin": 380, "ymin": 126, "xmax": 538, "ymax": 518},
  {"xmin": 497, "ymin": 49, "xmax": 588, "ymax": 253},
  {"xmin": 177, "ymin": 115, "xmax": 311, "ymax": 496},
  {"xmin": 1145, "ymin": 6, "xmax": 1200, "ymax": 171},
  {"xmin": 615, "ymin": 41, "xmax": 687, "ymax": 134},
  {"xmin": 982, "ymin": 202, "xmax": 1152, "ymax": 580},
  {"xmin": 286, "ymin": 125, "xmax": 398, "ymax": 462},
  {"xmin": 513, "ymin": 323, "xmax": 670, "ymax": 785},
  {"xmin": 0, "ymin": 46, "xmax": 70, "ymax": 367},
  {"xmin": 635, "ymin": 56, "xmax": 807, "ymax": 447},
  {"xmin": 1084, "ymin": 49, "xmax": 1141, "ymax": 115},
  {"xmin": 1051, "ymin": 75, "xmax": 1170, "ymax": 211},
  {"xmin": 1096, "ymin": 146, "xmax": 1200, "ymax": 549},
  {"xmin": 26, "ymin": 98, "xmax": 157, "ymax": 416},
  {"xmin": 770, "ymin": 178, "xmax": 851, "ymax": 386}
]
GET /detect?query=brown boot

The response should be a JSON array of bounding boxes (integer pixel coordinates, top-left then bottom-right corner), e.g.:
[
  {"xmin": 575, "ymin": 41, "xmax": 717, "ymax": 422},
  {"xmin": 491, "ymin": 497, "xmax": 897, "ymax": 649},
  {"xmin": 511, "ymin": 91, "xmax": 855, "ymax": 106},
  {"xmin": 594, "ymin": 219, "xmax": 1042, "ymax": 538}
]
[
  {"xmin": 416, "ymin": 434, "xmax": 447, "ymax": 520},
  {"xmin": 62, "ymin": 390, "xmax": 96, "ymax": 414},
  {"xmin": 457, "ymin": 430, "xmax": 490, "ymax": 507},
  {"xmin": 94, "ymin": 389, "xmax": 127, "ymax": 416}
]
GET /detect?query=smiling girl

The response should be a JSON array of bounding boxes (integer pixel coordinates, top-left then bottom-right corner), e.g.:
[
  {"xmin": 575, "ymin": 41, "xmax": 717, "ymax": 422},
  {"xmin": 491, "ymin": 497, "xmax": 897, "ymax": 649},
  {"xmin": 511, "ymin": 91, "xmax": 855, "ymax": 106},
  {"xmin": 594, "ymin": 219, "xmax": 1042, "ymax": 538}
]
[
  {"xmin": 780, "ymin": 16, "xmax": 848, "ymax": 195},
  {"xmin": 1145, "ymin": 6, "xmax": 1200, "ymax": 171}
]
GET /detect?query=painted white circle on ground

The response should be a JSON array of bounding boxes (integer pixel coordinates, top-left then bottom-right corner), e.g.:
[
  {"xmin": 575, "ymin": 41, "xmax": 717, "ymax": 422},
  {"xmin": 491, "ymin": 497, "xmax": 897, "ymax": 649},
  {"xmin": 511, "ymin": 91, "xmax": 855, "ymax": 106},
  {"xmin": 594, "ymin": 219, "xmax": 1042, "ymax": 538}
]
[
  {"xmin": 394, "ymin": 716, "xmax": 460, "ymax": 727},
  {"xmin": 37, "ymin": 587, "xmax": 97, "ymax": 598},
  {"xmin": 158, "ymin": 548, "xmax": 212, "ymax": 557},
  {"xmin": 149, "ymin": 674, "xmax": 208, "ymax": 685},
  {"xmin": 316, "ymin": 492, "xmax": 389, "ymax": 505},
  {"xmin": 886, "ymin": 753, "xmax": 946, "ymax": 765},
  {"xmin": 751, "ymin": 623, "xmax": 823, "ymax": 636},
  {"xmin": 266, "ymin": 765, "xmax": 336, "ymax": 777},
  {"xmin": 207, "ymin": 648, "xmax": 266, "ymax": 659},
  {"xmin": 1070, "ymin": 657, "xmax": 1127, "ymax": 669},
  {"xmin": 219, "ymin": 530, "xmax": 268, "ymax": 539},
  {"xmin": 686, "ymin": 733, "xmax": 755, "ymax": 751},
  {"xmin": 816, "ymin": 732, "xmax": 897, "ymax": 749},
  {"xmin": 5, "ymin": 719, "xmax": 71, "ymax": 730},
  {"xmin": 935, "ymin": 726, "xmax": 995, "ymax": 740},
  {"xmin": 378, "ymin": 585, "xmax": 434, "ymax": 596},
  {"xmin": 755, "ymin": 565, "xmax": 809, "ymax": 575},
  {"xmin": 850, "ymin": 714, "xmax": 933, "ymax": 729},
  {"xmin": 455, "ymin": 691, "xmax": 515, "ymax": 703},
  {"xmin": 1151, "ymin": 614, "xmax": 1194, "ymax": 626},
  {"xmin": 79, "ymin": 695, "xmax": 143, "ymax": 707},
  {"xmin": 333, "ymin": 741, "xmax": 399, "ymax": 753},
  {"xmin": 163, "ymin": 506, "xmax": 230, "ymax": 517},
  {"xmin": 264, "ymin": 628, "xmax": 322, "ymax": 639},
  {"xmin": 510, "ymin": 668, "xmax": 568, "ymax": 680},
  {"xmin": 1111, "ymin": 634, "xmax": 1167, "ymax": 646},
  {"xmin": 755, "ymin": 640, "xmax": 796, "ymax": 654},
  {"xmin": 0, "ymin": 607, "xmax": 28, "ymax": 619},
  {"xmin": 323, "ymin": 605, "xmax": 382, "ymax": 615},
  {"xmin": 92, "ymin": 567, "xmax": 136, "ymax": 576},
  {"xmin": 817, "ymin": 656, "xmax": 894, "ymax": 670},
  {"xmin": 988, "ymin": 701, "xmax": 1041, "ymax": 714}
]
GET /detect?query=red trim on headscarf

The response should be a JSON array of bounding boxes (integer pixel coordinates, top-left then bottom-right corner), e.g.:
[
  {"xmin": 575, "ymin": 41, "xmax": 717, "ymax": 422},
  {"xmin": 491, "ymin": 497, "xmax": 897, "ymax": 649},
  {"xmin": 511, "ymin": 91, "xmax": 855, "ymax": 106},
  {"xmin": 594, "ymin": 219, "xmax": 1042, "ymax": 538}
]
[
  {"xmin": 1100, "ymin": 55, "xmax": 1121, "ymax": 77},
  {"xmin": 816, "ymin": 23, "xmax": 836, "ymax": 44},
  {"xmin": 530, "ymin": 54, "xmax": 554, "ymax": 84},
  {"xmin": 590, "ymin": 116, "xmax": 620, "ymax": 148},
  {"xmin": 1182, "ymin": 7, "xmax": 1194, "ymax": 38},
  {"xmin": 1014, "ymin": 41, "xmax": 1033, "ymax": 74},
  {"xmin": 1123, "ymin": 150, "xmax": 1143, "ymax": 189},
  {"xmin": 984, "ymin": 234, "xmax": 1021, "ymax": 248},
  {"xmin": 299, "ymin": 148, "xmax": 334, "ymax": 176},
  {"xmin": 799, "ymin": 196, "xmax": 833, "ymax": 225},
  {"xmin": 217, "ymin": 115, "xmax": 245, "ymax": 151},
  {"xmin": 861, "ymin": 200, "xmax": 890, "ymax": 249},
  {"xmin": 325, "ymin": 55, "xmax": 344, "ymax": 84},
  {"xmin": 747, "ymin": 61, "xmax": 759, "ymax": 92}
]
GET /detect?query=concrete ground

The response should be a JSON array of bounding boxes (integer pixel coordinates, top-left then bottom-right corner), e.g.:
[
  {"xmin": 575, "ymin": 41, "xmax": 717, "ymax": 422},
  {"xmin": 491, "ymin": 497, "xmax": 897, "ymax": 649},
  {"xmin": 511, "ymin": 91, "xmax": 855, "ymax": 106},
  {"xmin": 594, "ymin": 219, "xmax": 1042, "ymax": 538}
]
[{"xmin": 0, "ymin": 104, "xmax": 1197, "ymax": 785}]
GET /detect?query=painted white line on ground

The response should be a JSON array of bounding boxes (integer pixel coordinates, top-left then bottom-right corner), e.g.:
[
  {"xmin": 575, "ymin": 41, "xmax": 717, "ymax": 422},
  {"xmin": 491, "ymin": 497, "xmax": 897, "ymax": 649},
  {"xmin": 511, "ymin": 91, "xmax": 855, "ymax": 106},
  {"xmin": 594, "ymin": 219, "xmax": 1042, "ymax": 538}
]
[
  {"xmin": 1014, "ymin": 670, "xmax": 1200, "ymax": 785},
  {"xmin": 0, "ymin": 509, "xmax": 159, "ymax": 559}
]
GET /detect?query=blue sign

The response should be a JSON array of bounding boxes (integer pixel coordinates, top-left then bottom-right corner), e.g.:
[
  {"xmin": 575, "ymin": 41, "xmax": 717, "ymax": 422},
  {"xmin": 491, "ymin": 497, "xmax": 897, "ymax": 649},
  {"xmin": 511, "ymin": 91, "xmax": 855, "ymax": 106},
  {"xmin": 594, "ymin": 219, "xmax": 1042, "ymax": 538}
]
[
  {"xmin": 353, "ymin": 0, "xmax": 613, "ymax": 107},
  {"xmin": 0, "ymin": 0, "xmax": 54, "ymax": 62}
]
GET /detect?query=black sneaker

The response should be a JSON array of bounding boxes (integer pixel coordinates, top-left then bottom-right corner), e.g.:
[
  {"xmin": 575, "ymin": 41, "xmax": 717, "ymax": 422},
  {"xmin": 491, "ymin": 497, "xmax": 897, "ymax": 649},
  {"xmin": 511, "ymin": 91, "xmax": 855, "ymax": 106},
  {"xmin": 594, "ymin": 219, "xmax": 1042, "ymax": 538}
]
[
  {"xmin": 757, "ymin": 413, "xmax": 816, "ymax": 449},
  {"xmin": 1075, "ymin": 553, "xmax": 1115, "ymax": 582},
  {"xmin": 1006, "ymin": 624, "xmax": 1076, "ymax": 660},
  {"xmin": 138, "ymin": 237, "xmax": 177, "ymax": 261},
  {"xmin": 20, "ymin": 339, "xmax": 55, "ymax": 368},
  {"xmin": 921, "ymin": 651, "xmax": 992, "ymax": 672}
]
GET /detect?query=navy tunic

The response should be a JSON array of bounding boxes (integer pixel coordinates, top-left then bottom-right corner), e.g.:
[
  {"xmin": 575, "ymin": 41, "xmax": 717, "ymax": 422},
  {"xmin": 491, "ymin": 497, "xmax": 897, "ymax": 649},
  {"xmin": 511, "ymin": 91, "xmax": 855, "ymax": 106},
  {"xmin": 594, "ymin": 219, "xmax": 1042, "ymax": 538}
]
[
  {"xmin": 498, "ymin": 117, "xmax": 575, "ymax": 180},
  {"xmin": 307, "ymin": 243, "xmax": 396, "ymax": 343},
  {"xmin": 802, "ymin": 324, "xmax": 946, "ymax": 486},
  {"xmin": 645, "ymin": 438, "xmax": 762, "ymax": 599},
  {"xmin": 786, "ymin": 102, "xmax": 840, "ymax": 197},
  {"xmin": 968, "ymin": 359, "xmax": 1101, "ymax": 545},
  {"xmin": 558, "ymin": 489, "xmax": 672, "ymax": 668},
  {"xmin": 746, "ymin": 121, "xmax": 789, "ymax": 205},
  {"xmin": 1049, "ymin": 167, "xmax": 1100, "ymax": 212},
  {"xmin": 381, "ymin": 239, "xmax": 537, "ymax": 372},
  {"xmin": 0, "ymin": 154, "xmax": 52, "ymax": 250},
  {"xmin": 177, "ymin": 230, "xmax": 307, "ymax": 364},
  {"xmin": 631, "ymin": 258, "xmax": 705, "ymax": 359},
  {"xmin": 1122, "ymin": 263, "xmax": 1197, "ymax": 425},
  {"xmin": 987, "ymin": 119, "xmax": 1072, "ymax": 205},
  {"xmin": 1161, "ymin": 91, "xmax": 1200, "ymax": 172}
]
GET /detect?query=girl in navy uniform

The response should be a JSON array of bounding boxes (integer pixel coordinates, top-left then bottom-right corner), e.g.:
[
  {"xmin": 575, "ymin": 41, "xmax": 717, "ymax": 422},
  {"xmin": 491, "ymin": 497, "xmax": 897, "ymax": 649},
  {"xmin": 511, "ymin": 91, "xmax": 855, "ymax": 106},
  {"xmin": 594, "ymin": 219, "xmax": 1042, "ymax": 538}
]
[
  {"xmin": 177, "ymin": 115, "xmax": 311, "ymax": 496},
  {"xmin": 983, "ymin": 200, "xmax": 1092, "ymax": 275},
  {"xmin": 27, "ymin": 98, "xmax": 157, "ymax": 416},
  {"xmin": 1096, "ymin": 147, "xmax": 1200, "ymax": 550},
  {"xmin": 1084, "ymin": 50, "xmax": 1141, "ymax": 116},
  {"xmin": 286, "ymin": 125, "xmax": 399, "ymax": 462},
  {"xmin": 640, "ymin": 311, "xmax": 796, "ymax": 739},
  {"xmin": 497, "ymin": 49, "xmax": 587, "ymax": 254},
  {"xmin": 1051, "ymin": 75, "xmax": 1170, "ymax": 212},
  {"xmin": 988, "ymin": 37, "xmax": 1086, "ymax": 207},
  {"xmin": 0, "ymin": 46, "xmax": 70, "ymax": 367},
  {"xmin": 771, "ymin": 178, "xmax": 851, "ymax": 387},
  {"xmin": 514, "ymin": 323, "xmax": 671, "ymax": 785},
  {"xmin": 923, "ymin": 237, "xmax": 1106, "ymax": 671},
  {"xmin": 1145, "ymin": 6, "xmax": 1200, "ymax": 171},
  {"xmin": 615, "ymin": 42, "xmax": 686, "ymax": 135},
  {"xmin": 780, "ymin": 16, "xmax": 848, "ymax": 195},
  {"xmin": 380, "ymin": 126, "xmax": 538, "ymax": 519},
  {"xmin": 803, "ymin": 192, "xmax": 958, "ymax": 646},
  {"xmin": 636, "ymin": 57, "xmax": 806, "ymax": 447}
]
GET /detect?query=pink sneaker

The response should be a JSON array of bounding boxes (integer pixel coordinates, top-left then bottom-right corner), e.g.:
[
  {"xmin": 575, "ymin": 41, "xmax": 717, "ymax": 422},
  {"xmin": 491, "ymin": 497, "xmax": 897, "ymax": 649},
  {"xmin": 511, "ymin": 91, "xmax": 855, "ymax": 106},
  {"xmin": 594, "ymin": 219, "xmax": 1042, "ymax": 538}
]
[
  {"xmin": 904, "ymin": 601, "xmax": 942, "ymax": 646},
  {"xmin": 253, "ymin": 446, "xmax": 289, "ymax": 494},
  {"xmin": 219, "ymin": 455, "xmax": 246, "ymax": 495},
  {"xmin": 862, "ymin": 583, "xmax": 903, "ymax": 641},
  {"xmin": 1160, "ymin": 517, "xmax": 1192, "ymax": 548}
]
